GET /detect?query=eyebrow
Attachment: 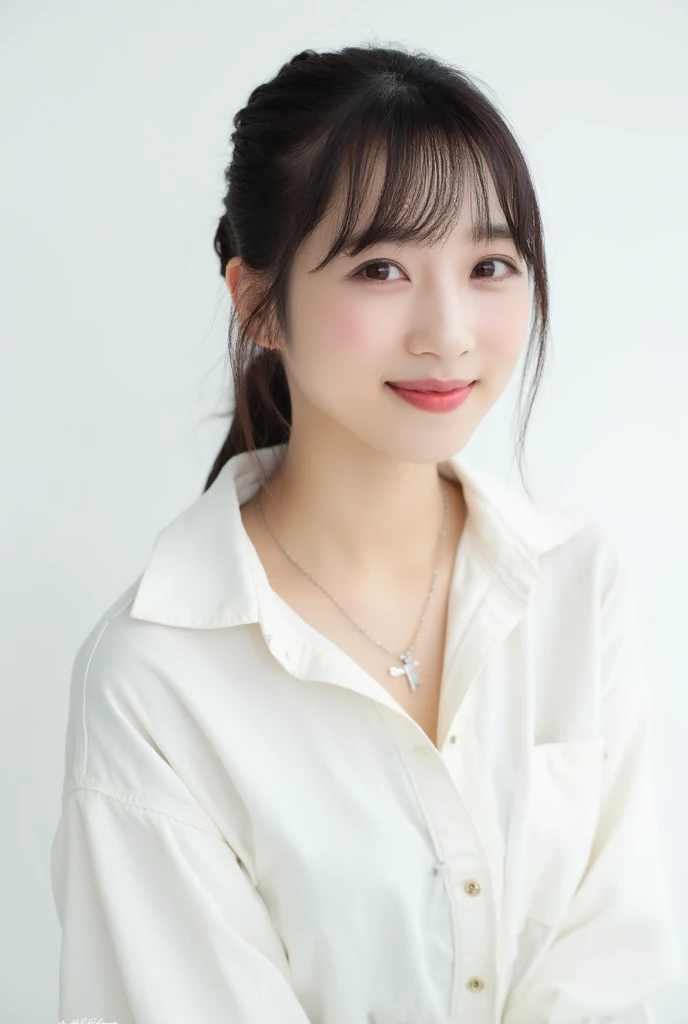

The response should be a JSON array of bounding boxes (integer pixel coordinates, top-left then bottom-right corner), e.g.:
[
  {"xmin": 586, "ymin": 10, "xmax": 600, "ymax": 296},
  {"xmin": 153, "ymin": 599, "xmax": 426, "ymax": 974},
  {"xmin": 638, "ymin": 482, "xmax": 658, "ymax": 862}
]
[{"xmin": 470, "ymin": 222, "xmax": 515, "ymax": 245}]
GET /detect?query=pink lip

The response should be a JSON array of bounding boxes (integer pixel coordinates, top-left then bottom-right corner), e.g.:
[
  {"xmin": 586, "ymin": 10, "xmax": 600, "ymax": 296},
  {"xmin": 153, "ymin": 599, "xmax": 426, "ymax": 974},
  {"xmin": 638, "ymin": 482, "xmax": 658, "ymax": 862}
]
[
  {"xmin": 386, "ymin": 380, "xmax": 476, "ymax": 413},
  {"xmin": 386, "ymin": 378, "xmax": 475, "ymax": 392}
]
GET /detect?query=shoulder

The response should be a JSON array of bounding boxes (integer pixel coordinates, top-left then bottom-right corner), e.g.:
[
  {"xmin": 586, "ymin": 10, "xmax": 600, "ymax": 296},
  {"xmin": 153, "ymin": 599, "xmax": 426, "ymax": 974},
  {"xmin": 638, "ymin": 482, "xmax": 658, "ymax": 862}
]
[
  {"xmin": 540, "ymin": 514, "xmax": 633, "ymax": 601},
  {"xmin": 62, "ymin": 577, "xmax": 204, "ymax": 799},
  {"xmin": 70, "ymin": 576, "xmax": 168, "ymax": 717}
]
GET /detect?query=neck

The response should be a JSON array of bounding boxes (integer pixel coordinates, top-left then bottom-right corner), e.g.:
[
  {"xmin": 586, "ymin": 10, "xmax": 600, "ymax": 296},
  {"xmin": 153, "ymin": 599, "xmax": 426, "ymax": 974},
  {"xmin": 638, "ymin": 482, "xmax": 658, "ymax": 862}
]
[{"xmin": 253, "ymin": 431, "xmax": 464, "ymax": 586}]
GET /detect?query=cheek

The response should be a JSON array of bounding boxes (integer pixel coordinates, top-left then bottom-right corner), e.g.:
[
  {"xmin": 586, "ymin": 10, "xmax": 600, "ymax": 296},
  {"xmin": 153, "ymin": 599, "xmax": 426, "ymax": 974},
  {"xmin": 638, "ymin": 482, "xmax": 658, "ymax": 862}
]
[
  {"xmin": 481, "ymin": 292, "xmax": 531, "ymax": 360},
  {"xmin": 320, "ymin": 299, "xmax": 381, "ymax": 354},
  {"xmin": 307, "ymin": 290, "xmax": 380, "ymax": 366},
  {"xmin": 287, "ymin": 289, "xmax": 383, "ymax": 397}
]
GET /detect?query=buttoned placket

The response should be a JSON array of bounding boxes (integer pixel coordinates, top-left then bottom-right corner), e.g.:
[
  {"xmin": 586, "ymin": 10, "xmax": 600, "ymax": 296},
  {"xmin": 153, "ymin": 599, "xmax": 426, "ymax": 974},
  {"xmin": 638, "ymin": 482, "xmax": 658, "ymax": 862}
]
[
  {"xmin": 383, "ymin": 706, "xmax": 497, "ymax": 1021},
  {"xmin": 256, "ymin": 626, "xmax": 511, "ymax": 1022}
]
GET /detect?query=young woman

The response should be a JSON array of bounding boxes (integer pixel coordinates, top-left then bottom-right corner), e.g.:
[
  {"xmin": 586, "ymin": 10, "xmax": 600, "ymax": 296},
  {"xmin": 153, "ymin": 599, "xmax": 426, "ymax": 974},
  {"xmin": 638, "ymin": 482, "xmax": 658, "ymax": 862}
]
[{"xmin": 51, "ymin": 44, "xmax": 682, "ymax": 1024}]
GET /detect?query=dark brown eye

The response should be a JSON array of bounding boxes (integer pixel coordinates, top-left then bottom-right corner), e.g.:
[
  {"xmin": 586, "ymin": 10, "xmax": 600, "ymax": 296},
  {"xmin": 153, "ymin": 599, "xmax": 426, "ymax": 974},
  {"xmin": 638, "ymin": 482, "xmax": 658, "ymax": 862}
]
[
  {"xmin": 472, "ymin": 258, "xmax": 519, "ymax": 280},
  {"xmin": 352, "ymin": 261, "xmax": 405, "ymax": 283}
]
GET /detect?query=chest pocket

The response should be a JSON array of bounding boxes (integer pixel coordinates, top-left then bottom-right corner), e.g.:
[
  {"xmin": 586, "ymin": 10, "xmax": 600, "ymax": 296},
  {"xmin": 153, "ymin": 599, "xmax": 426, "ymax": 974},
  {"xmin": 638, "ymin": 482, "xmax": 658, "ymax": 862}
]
[{"xmin": 522, "ymin": 737, "xmax": 605, "ymax": 928}]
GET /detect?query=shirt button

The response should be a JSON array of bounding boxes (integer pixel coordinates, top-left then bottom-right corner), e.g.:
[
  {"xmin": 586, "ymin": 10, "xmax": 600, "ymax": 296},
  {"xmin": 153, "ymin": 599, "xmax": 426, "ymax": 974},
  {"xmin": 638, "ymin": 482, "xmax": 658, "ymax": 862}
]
[
  {"xmin": 464, "ymin": 879, "xmax": 481, "ymax": 897},
  {"xmin": 414, "ymin": 745, "xmax": 429, "ymax": 756},
  {"xmin": 449, "ymin": 734, "xmax": 457, "ymax": 744},
  {"xmin": 466, "ymin": 977, "xmax": 485, "ymax": 992}
]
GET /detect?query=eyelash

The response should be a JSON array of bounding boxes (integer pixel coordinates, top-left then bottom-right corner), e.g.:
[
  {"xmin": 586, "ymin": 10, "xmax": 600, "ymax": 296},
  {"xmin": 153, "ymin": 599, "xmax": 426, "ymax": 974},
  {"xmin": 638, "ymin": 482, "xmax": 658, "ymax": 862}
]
[{"xmin": 351, "ymin": 257, "xmax": 522, "ymax": 284}]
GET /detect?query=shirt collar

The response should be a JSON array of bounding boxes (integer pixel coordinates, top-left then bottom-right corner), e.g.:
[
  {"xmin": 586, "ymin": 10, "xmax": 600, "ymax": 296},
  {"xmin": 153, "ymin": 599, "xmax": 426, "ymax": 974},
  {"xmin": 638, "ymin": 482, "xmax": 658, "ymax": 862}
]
[{"xmin": 129, "ymin": 443, "xmax": 590, "ymax": 630}]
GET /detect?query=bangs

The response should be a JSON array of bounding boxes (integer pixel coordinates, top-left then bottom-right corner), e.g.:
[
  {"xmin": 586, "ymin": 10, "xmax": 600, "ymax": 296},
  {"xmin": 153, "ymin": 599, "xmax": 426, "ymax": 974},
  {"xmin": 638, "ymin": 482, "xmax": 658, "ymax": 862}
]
[{"xmin": 305, "ymin": 96, "xmax": 537, "ymax": 275}]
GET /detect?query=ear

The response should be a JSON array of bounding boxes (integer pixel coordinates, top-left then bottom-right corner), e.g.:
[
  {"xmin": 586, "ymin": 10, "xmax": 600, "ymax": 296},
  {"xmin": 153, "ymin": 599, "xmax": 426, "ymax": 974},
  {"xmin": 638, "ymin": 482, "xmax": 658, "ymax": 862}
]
[{"xmin": 224, "ymin": 258, "xmax": 281, "ymax": 353}]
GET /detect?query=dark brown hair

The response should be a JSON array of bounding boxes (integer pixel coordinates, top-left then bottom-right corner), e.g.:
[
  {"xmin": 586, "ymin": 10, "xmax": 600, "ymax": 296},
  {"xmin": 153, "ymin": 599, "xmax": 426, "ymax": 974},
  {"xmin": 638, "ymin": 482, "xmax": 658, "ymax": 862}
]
[{"xmin": 205, "ymin": 43, "xmax": 549, "ymax": 501}]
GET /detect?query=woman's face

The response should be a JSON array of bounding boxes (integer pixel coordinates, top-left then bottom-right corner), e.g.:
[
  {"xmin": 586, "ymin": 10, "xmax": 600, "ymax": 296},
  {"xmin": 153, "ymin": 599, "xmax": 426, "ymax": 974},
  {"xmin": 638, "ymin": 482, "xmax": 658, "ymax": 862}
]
[{"xmin": 250, "ymin": 173, "xmax": 531, "ymax": 466}]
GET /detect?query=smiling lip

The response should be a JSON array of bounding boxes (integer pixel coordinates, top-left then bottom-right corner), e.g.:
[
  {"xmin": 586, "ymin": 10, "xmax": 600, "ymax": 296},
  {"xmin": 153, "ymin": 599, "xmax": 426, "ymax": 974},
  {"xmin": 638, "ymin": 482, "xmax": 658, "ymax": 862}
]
[
  {"xmin": 386, "ymin": 380, "xmax": 476, "ymax": 413},
  {"xmin": 386, "ymin": 378, "xmax": 475, "ymax": 392}
]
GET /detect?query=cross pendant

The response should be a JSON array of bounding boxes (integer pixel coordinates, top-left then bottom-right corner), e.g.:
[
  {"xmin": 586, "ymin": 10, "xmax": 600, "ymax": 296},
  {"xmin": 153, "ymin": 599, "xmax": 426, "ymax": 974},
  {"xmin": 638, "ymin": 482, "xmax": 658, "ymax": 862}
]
[{"xmin": 389, "ymin": 652, "xmax": 421, "ymax": 692}]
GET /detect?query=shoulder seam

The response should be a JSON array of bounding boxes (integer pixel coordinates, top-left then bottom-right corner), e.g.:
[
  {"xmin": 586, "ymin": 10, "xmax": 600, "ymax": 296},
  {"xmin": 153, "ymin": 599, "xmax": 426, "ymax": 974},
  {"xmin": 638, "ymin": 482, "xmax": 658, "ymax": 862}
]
[
  {"xmin": 66, "ymin": 776, "xmax": 228, "ymax": 843},
  {"xmin": 76, "ymin": 592, "xmax": 138, "ymax": 780}
]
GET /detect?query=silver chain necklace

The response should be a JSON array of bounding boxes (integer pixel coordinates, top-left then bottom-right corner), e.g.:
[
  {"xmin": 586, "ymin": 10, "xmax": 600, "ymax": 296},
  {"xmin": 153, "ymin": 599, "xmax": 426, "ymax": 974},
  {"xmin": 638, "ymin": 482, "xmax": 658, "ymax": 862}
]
[{"xmin": 253, "ymin": 479, "xmax": 450, "ymax": 693}]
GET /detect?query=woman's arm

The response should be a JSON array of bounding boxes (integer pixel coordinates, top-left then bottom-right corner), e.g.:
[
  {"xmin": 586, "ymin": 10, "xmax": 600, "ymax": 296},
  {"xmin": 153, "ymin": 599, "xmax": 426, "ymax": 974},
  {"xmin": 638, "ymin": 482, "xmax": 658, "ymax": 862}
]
[
  {"xmin": 51, "ymin": 777, "xmax": 313, "ymax": 1024},
  {"xmin": 501, "ymin": 534, "xmax": 684, "ymax": 1023}
]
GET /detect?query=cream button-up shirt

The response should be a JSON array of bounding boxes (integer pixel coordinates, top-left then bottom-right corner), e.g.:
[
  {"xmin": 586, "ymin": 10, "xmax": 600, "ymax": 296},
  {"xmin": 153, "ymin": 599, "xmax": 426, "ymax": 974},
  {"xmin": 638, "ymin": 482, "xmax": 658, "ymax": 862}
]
[{"xmin": 51, "ymin": 443, "xmax": 684, "ymax": 1023}]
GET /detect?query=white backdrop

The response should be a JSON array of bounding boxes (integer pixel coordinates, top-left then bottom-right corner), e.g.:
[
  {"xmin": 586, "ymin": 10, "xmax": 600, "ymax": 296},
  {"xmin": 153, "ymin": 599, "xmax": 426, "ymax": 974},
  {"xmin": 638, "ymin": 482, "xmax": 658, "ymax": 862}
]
[{"xmin": 1, "ymin": 0, "xmax": 687, "ymax": 1020}]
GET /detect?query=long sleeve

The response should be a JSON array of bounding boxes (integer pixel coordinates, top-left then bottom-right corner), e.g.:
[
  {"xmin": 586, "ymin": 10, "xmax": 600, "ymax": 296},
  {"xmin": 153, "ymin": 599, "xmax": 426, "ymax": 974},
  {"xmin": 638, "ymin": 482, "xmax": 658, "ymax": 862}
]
[
  {"xmin": 501, "ymin": 535, "xmax": 684, "ymax": 1024},
  {"xmin": 51, "ymin": 778, "xmax": 312, "ymax": 1024}
]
